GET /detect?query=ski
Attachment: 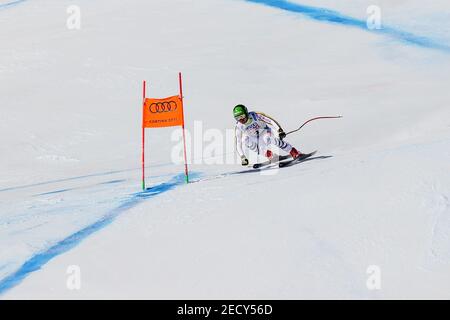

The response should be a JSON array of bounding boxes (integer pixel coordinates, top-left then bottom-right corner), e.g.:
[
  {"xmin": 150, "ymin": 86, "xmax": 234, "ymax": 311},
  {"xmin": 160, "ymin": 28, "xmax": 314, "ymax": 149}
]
[
  {"xmin": 252, "ymin": 151, "xmax": 317, "ymax": 169},
  {"xmin": 190, "ymin": 151, "xmax": 321, "ymax": 183},
  {"xmin": 252, "ymin": 154, "xmax": 292, "ymax": 169},
  {"xmin": 278, "ymin": 151, "xmax": 317, "ymax": 168}
]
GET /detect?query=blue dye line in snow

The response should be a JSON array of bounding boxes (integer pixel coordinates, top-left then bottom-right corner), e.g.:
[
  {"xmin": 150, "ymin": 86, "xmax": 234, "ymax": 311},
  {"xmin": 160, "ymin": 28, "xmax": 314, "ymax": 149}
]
[
  {"xmin": 246, "ymin": 0, "xmax": 450, "ymax": 53},
  {"xmin": 34, "ymin": 188, "xmax": 73, "ymax": 196},
  {"xmin": 0, "ymin": 0, "xmax": 26, "ymax": 10},
  {"xmin": 0, "ymin": 172, "xmax": 199, "ymax": 296},
  {"xmin": 0, "ymin": 169, "xmax": 173, "ymax": 193},
  {"xmin": 0, "ymin": 169, "xmax": 132, "ymax": 193},
  {"xmin": 98, "ymin": 179, "xmax": 126, "ymax": 185},
  {"xmin": 33, "ymin": 179, "xmax": 127, "ymax": 196}
]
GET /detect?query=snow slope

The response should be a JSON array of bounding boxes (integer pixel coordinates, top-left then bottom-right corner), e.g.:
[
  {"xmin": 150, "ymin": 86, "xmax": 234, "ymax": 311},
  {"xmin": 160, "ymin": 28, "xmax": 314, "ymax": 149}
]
[{"xmin": 1, "ymin": 0, "xmax": 450, "ymax": 299}]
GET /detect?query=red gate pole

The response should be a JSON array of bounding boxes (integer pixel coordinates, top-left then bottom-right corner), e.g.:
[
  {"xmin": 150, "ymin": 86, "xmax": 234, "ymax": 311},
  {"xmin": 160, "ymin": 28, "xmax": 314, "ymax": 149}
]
[
  {"xmin": 179, "ymin": 72, "xmax": 189, "ymax": 184},
  {"xmin": 142, "ymin": 80, "xmax": 146, "ymax": 190}
]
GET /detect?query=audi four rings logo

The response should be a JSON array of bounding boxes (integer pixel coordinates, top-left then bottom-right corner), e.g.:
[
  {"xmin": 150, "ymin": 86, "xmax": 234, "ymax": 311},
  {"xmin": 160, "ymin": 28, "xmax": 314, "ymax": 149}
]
[{"xmin": 149, "ymin": 101, "xmax": 178, "ymax": 113}]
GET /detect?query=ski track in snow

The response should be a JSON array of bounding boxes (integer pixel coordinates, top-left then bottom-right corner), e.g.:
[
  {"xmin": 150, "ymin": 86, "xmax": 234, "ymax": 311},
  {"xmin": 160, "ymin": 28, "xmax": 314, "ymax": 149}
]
[
  {"xmin": 0, "ymin": 172, "xmax": 200, "ymax": 295},
  {"xmin": 428, "ymin": 193, "xmax": 450, "ymax": 265},
  {"xmin": 245, "ymin": 0, "xmax": 450, "ymax": 53}
]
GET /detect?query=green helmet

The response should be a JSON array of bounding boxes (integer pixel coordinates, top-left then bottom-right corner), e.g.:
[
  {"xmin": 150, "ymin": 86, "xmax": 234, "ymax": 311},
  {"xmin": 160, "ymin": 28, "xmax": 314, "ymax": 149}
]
[{"xmin": 233, "ymin": 104, "xmax": 248, "ymax": 119}]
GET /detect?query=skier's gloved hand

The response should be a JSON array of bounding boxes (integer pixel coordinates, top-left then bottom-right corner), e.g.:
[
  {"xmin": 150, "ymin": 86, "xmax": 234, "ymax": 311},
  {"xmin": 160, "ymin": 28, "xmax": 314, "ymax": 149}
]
[
  {"xmin": 241, "ymin": 156, "xmax": 249, "ymax": 166},
  {"xmin": 278, "ymin": 128, "xmax": 286, "ymax": 140}
]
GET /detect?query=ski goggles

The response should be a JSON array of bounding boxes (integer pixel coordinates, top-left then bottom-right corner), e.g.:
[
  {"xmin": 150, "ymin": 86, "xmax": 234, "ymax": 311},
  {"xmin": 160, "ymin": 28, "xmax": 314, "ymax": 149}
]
[{"xmin": 234, "ymin": 114, "xmax": 247, "ymax": 121}]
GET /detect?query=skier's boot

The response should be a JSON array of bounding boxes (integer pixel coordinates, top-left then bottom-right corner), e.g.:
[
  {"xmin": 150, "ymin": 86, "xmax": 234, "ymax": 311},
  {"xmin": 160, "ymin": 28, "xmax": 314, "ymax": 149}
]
[
  {"xmin": 265, "ymin": 150, "xmax": 273, "ymax": 160},
  {"xmin": 290, "ymin": 147, "xmax": 303, "ymax": 160}
]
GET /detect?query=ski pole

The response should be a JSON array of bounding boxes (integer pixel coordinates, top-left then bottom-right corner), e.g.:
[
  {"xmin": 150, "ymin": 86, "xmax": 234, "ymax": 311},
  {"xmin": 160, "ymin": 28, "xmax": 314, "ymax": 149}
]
[{"xmin": 286, "ymin": 116, "xmax": 343, "ymax": 136}]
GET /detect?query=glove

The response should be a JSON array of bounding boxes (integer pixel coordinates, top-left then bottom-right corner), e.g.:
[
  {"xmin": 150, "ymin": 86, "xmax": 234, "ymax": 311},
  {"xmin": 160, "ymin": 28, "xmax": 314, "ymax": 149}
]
[
  {"xmin": 241, "ymin": 156, "xmax": 249, "ymax": 166},
  {"xmin": 278, "ymin": 128, "xmax": 286, "ymax": 140}
]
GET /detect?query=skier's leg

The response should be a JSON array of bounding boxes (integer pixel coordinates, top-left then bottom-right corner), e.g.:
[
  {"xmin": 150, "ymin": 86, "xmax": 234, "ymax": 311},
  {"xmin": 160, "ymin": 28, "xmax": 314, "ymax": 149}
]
[
  {"xmin": 263, "ymin": 131, "xmax": 292, "ymax": 153},
  {"xmin": 258, "ymin": 132, "xmax": 272, "ymax": 159},
  {"xmin": 244, "ymin": 135, "xmax": 260, "ymax": 163},
  {"xmin": 244, "ymin": 135, "xmax": 259, "ymax": 153},
  {"xmin": 263, "ymin": 130, "xmax": 303, "ymax": 159}
]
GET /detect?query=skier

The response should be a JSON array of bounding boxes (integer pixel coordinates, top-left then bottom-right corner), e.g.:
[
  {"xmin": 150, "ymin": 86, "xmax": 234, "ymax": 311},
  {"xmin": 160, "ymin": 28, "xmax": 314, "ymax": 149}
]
[{"xmin": 233, "ymin": 104, "xmax": 303, "ymax": 166}]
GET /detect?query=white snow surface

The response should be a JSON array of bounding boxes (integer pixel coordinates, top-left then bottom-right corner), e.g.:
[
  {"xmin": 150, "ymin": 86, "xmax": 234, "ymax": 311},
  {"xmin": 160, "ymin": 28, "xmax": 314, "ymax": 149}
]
[{"xmin": 1, "ymin": 0, "xmax": 450, "ymax": 299}]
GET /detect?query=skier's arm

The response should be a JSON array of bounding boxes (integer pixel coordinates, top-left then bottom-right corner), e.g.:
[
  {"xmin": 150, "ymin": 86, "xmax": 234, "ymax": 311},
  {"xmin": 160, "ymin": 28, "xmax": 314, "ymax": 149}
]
[
  {"xmin": 235, "ymin": 126, "xmax": 248, "ymax": 165},
  {"xmin": 256, "ymin": 112, "xmax": 286, "ymax": 139},
  {"xmin": 256, "ymin": 112, "xmax": 283, "ymax": 131},
  {"xmin": 235, "ymin": 126, "xmax": 244, "ymax": 157}
]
